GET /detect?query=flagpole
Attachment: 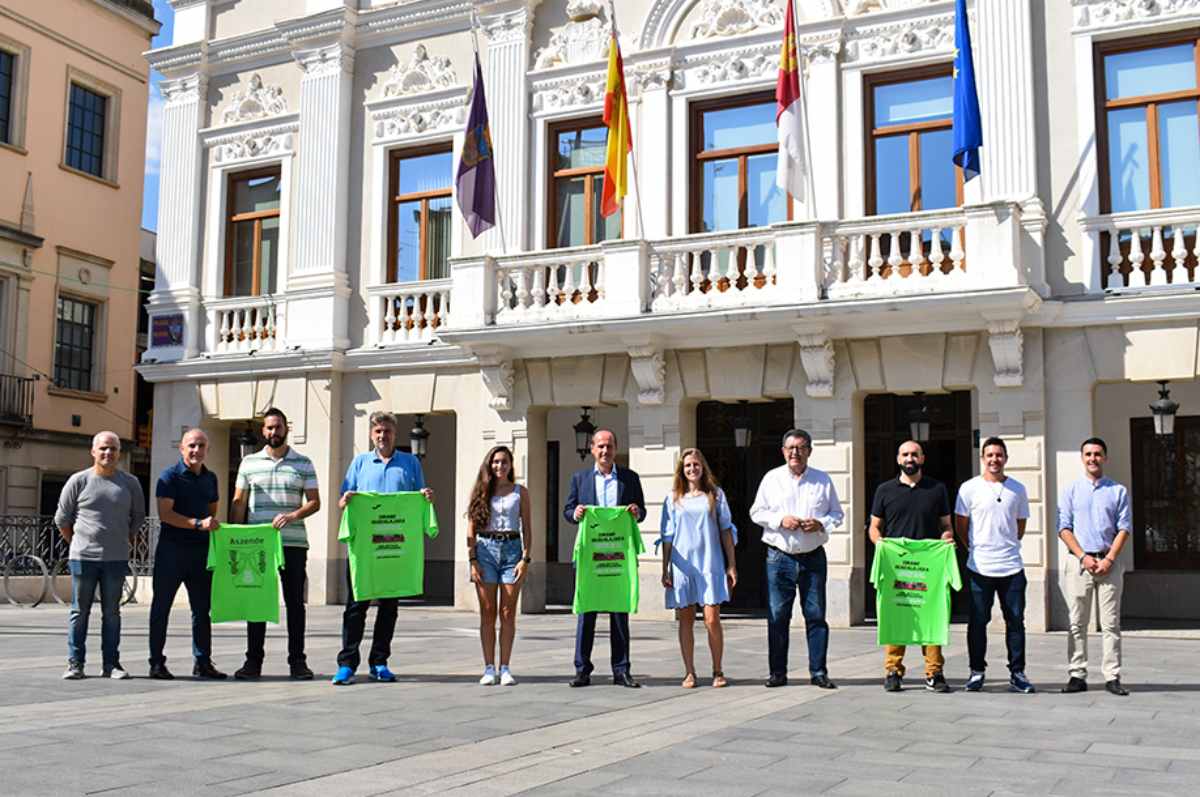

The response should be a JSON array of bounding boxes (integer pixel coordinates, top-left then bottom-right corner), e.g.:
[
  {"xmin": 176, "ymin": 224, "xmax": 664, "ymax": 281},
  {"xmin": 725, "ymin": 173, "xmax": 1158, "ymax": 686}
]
[
  {"xmin": 607, "ymin": 0, "xmax": 647, "ymax": 240},
  {"xmin": 470, "ymin": 6, "xmax": 509, "ymax": 254}
]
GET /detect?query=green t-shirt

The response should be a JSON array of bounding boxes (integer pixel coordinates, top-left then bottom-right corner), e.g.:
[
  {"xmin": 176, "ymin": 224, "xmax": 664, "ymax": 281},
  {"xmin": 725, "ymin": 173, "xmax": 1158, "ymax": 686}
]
[
  {"xmin": 572, "ymin": 506, "xmax": 644, "ymax": 614},
  {"xmin": 870, "ymin": 537, "xmax": 962, "ymax": 646},
  {"xmin": 338, "ymin": 492, "xmax": 439, "ymax": 600},
  {"xmin": 207, "ymin": 523, "xmax": 284, "ymax": 623}
]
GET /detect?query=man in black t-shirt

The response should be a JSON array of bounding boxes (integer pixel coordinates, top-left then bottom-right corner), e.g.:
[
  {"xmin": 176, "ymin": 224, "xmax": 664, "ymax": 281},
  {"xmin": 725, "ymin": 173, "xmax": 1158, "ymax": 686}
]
[{"xmin": 868, "ymin": 440, "xmax": 954, "ymax": 694}]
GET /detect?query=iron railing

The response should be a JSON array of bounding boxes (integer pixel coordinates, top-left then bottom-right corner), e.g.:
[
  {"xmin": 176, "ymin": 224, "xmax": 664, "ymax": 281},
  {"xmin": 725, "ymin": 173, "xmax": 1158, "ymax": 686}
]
[{"xmin": 0, "ymin": 374, "xmax": 35, "ymax": 427}]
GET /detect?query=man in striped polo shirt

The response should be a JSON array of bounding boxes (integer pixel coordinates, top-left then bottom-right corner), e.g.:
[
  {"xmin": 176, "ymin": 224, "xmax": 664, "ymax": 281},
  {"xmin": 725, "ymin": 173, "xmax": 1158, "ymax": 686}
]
[{"xmin": 231, "ymin": 407, "xmax": 321, "ymax": 680}]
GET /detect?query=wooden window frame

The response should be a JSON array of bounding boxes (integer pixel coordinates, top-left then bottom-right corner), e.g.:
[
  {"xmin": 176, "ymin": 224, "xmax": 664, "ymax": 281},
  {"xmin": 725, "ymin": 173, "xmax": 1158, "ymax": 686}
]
[
  {"xmin": 1095, "ymin": 30, "xmax": 1200, "ymax": 214},
  {"xmin": 223, "ymin": 166, "xmax": 282, "ymax": 297},
  {"xmin": 863, "ymin": 64, "xmax": 964, "ymax": 216},
  {"xmin": 387, "ymin": 143, "xmax": 453, "ymax": 283},
  {"xmin": 546, "ymin": 116, "xmax": 622, "ymax": 248},
  {"xmin": 689, "ymin": 91, "xmax": 793, "ymax": 234}
]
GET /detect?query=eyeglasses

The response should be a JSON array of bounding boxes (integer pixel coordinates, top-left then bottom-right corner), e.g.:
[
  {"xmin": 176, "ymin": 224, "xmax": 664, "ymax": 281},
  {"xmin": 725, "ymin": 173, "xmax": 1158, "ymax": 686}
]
[{"xmin": 784, "ymin": 446, "xmax": 810, "ymax": 454}]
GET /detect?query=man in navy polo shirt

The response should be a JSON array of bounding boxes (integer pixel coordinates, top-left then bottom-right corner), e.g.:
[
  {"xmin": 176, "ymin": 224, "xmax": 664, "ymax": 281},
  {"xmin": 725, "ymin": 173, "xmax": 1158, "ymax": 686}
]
[
  {"xmin": 148, "ymin": 429, "xmax": 226, "ymax": 680},
  {"xmin": 332, "ymin": 411, "xmax": 434, "ymax": 685}
]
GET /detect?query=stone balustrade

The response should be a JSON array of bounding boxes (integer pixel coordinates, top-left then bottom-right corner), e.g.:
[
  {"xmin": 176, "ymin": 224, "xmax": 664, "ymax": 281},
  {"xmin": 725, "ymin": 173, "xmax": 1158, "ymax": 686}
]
[{"xmin": 1080, "ymin": 206, "xmax": 1200, "ymax": 293}]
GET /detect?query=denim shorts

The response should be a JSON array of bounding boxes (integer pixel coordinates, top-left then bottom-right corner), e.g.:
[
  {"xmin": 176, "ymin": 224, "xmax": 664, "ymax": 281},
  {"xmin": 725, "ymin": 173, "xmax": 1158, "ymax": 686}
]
[{"xmin": 475, "ymin": 536, "xmax": 522, "ymax": 584}]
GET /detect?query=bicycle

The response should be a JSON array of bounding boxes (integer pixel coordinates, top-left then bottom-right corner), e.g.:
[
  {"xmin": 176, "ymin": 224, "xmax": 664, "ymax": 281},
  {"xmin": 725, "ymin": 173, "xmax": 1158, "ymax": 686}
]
[{"xmin": 2, "ymin": 552, "xmax": 50, "ymax": 607}]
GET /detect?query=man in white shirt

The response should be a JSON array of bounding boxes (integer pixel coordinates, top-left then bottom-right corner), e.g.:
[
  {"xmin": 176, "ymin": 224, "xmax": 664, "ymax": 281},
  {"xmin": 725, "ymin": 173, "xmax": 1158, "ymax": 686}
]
[
  {"xmin": 953, "ymin": 437, "xmax": 1034, "ymax": 694},
  {"xmin": 750, "ymin": 429, "xmax": 844, "ymax": 689}
]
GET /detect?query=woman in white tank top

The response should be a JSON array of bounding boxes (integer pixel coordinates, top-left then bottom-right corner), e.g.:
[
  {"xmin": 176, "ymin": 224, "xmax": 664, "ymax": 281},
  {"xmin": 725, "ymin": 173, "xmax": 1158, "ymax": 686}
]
[{"xmin": 466, "ymin": 445, "xmax": 532, "ymax": 685}]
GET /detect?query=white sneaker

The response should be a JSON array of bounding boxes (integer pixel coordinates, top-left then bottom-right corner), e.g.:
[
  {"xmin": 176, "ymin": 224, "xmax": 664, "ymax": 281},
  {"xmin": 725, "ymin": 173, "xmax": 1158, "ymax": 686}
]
[
  {"xmin": 479, "ymin": 667, "xmax": 496, "ymax": 686},
  {"xmin": 103, "ymin": 664, "xmax": 130, "ymax": 680},
  {"xmin": 499, "ymin": 669, "xmax": 517, "ymax": 686},
  {"xmin": 62, "ymin": 662, "xmax": 85, "ymax": 680}
]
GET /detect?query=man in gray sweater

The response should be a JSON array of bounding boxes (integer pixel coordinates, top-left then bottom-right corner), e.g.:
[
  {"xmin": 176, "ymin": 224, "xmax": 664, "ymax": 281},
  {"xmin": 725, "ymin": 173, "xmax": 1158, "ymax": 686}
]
[{"xmin": 55, "ymin": 431, "xmax": 146, "ymax": 679}]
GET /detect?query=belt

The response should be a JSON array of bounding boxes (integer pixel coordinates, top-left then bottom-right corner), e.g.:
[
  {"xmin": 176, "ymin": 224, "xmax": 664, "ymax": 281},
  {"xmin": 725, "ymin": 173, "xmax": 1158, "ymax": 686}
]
[
  {"xmin": 1083, "ymin": 549, "xmax": 1111, "ymax": 558},
  {"xmin": 766, "ymin": 542, "xmax": 820, "ymax": 557},
  {"xmin": 477, "ymin": 531, "xmax": 520, "ymax": 541}
]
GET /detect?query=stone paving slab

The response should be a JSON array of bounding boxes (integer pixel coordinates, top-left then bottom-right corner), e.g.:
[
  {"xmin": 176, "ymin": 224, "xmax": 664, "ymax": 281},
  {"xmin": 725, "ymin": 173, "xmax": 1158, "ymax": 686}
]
[{"xmin": 1, "ymin": 604, "xmax": 1199, "ymax": 795}]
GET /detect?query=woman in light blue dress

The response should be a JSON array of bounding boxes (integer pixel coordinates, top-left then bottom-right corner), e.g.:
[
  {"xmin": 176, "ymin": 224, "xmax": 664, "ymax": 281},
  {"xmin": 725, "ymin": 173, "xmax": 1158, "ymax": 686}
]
[{"xmin": 660, "ymin": 448, "xmax": 737, "ymax": 688}]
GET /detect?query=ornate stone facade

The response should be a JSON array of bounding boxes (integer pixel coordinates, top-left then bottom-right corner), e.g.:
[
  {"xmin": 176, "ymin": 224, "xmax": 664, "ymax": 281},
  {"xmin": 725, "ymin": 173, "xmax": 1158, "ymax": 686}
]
[{"xmin": 219, "ymin": 74, "xmax": 288, "ymax": 124}]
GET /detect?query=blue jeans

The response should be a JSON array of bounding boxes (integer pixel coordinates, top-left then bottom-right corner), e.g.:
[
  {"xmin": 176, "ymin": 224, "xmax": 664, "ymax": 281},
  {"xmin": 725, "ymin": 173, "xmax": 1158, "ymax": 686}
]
[
  {"xmin": 966, "ymin": 567, "xmax": 1026, "ymax": 674},
  {"xmin": 766, "ymin": 545, "xmax": 829, "ymax": 678},
  {"xmin": 68, "ymin": 560, "xmax": 128, "ymax": 668}
]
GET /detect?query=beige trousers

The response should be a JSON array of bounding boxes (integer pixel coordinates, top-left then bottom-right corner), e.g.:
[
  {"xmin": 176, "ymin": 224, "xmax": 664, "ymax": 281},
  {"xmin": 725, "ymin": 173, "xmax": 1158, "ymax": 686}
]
[{"xmin": 1061, "ymin": 555, "xmax": 1124, "ymax": 680}]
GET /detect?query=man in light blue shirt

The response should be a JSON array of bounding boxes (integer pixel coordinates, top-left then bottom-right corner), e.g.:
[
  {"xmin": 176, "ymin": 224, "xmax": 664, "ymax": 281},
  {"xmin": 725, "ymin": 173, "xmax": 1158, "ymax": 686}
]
[
  {"xmin": 1057, "ymin": 437, "xmax": 1131, "ymax": 696},
  {"xmin": 332, "ymin": 411, "xmax": 434, "ymax": 685}
]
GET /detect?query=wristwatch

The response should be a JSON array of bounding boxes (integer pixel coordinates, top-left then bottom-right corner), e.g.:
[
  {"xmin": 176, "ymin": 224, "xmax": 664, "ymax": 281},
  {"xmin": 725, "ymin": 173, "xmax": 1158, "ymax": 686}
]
[
  {"xmin": 522, "ymin": 556, "xmax": 532, "ymax": 564},
  {"xmin": 192, "ymin": 518, "xmax": 201, "ymax": 530}
]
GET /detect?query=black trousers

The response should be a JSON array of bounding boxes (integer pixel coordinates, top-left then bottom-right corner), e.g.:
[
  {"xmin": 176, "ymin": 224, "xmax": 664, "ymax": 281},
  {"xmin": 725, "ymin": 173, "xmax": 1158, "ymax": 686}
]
[
  {"xmin": 337, "ymin": 562, "xmax": 399, "ymax": 670},
  {"xmin": 148, "ymin": 540, "xmax": 212, "ymax": 667},
  {"xmin": 574, "ymin": 612, "xmax": 630, "ymax": 676},
  {"xmin": 246, "ymin": 546, "xmax": 307, "ymax": 665}
]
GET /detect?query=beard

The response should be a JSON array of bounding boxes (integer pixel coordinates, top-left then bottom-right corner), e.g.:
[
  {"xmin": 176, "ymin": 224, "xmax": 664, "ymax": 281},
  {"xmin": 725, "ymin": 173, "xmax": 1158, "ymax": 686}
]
[
  {"xmin": 901, "ymin": 462, "xmax": 921, "ymax": 476},
  {"xmin": 266, "ymin": 434, "xmax": 286, "ymax": 448}
]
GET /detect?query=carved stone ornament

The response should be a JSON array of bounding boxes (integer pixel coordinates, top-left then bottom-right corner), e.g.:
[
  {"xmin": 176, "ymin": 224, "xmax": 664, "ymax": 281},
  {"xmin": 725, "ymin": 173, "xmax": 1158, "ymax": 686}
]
[
  {"xmin": 534, "ymin": 0, "xmax": 611, "ymax": 69},
  {"xmin": 533, "ymin": 74, "xmax": 607, "ymax": 111},
  {"xmin": 212, "ymin": 130, "xmax": 295, "ymax": 164},
  {"xmin": 987, "ymin": 320, "xmax": 1024, "ymax": 388},
  {"xmin": 845, "ymin": 0, "xmax": 937, "ymax": 15},
  {"xmin": 481, "ymin": 10, "xmax": 531, "ymax": 45},
  {"xmin": 796, "ymin": 332, "xmax": 836, "ymax": 398},
  {"xmin": 691, "ymin": 0, "xmax": 782, "ymax": 40},
  {"xmin": 220, "ymin": 74, "xmax": 288, "ymax": 124},
  {"xmin": 693, "ymin": 50, "xmax": 775, "ymax": 86},
  {"xmin": 161, "ymin": 74, "xmax": 205, "ymax": 107},
  {"xmin": 479, "ymin": 358, "xmax": 515, "ymax": 411},
  {"xmin": 1073, "ymin": 0, "xmax": 1200, "ymax": 29},
  {"xmin": 628, "ymin": 346, "xmax": 666, "ymax": 405},
  {"xmin": 373, "ymin": 104, "xmax": 464, "ymax": 140},
  {"xmin": 381, "ymin": 45, "xmax": 458, "ymax": 97},
  {"xmin": 843, "ymin": 15, "xmax": 954, "ymax": 63}
]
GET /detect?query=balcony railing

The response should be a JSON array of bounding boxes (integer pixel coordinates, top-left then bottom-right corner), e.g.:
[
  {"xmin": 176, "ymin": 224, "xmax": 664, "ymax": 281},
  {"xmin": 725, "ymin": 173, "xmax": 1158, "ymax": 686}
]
[
  {"xmin": 205, "ymin": 296, "xmax": 282, "ymax": 354},
  {"xmin": 0, "ymin": 374, "xmax": 35, "ymax": 427},
  {"xmin": 369, "ymin": 279, "xmax": 452, "ymax": 345},
  {"xmin": 1081, "ymin": 207, "xmax": 1200, "ymax": 292},
  {"xmin": 494, "ymin": 245, "xmax": 608, "ymax": 323},
  {"xmin": 649, "ymin": 228, "xmax": 782, "ymax": 312}
]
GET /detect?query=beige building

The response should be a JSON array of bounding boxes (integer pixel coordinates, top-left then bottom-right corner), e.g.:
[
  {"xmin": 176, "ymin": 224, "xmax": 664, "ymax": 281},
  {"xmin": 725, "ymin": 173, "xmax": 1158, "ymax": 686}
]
[
  {"xmin": 0, "ymin": 0, "xmax": 159, "ymax": 515},
  {"xmin": 139, "ymin": 0, "xmax": 1200, "ymax": 629}
]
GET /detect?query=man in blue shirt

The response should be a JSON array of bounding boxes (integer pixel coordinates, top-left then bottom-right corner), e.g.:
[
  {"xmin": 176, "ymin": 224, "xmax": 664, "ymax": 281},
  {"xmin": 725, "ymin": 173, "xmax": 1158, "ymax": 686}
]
[
  {"xmin": 332, "ymin": 412, "xmax": 433, "ymax": 685},
  {"xmin": 149, "ymin": 429, "xmax": 225, "ymax": 680},
  {"xmin": 1057, "ymin": 437, "xmax": 1132, "ymax": 696}
]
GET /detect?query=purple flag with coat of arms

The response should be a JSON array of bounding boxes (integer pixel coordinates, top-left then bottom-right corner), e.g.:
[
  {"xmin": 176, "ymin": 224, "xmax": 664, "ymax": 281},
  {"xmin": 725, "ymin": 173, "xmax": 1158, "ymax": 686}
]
[{"xmin": 456, "ymin": 54, "xmax": 496, "ymax": 238}]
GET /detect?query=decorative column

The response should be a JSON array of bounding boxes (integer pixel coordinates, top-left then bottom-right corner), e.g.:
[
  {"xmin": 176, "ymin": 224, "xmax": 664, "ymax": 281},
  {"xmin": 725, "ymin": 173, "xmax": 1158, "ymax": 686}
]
[
  {"xmin": 802, "ymin": 37, "xmax": 841, "ymax": 221},
  {"xmin": 144, "ymin": 72, "xmax": 207, "ymax": 362},
  {"xmin": 288, "ymin": 43, "xmax": 354, "ymax": 350},
  {"xmin": 975, "ymin": 0, "xmax": 1037, "ymax": 201},
  {"xmin": 479, "ymin": 2, "xmax": 533, "ymax": 254},
  {"xmin": 632, "ymin": 65, "xmax": 672, "ymax": 238}
]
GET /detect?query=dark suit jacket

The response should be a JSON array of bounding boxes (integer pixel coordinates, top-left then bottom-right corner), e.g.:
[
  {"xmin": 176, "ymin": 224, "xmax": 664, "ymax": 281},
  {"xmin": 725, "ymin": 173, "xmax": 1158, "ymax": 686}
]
[{"xmin": 563, "ymin": 465, "xmax": 646, "ymax": 525}]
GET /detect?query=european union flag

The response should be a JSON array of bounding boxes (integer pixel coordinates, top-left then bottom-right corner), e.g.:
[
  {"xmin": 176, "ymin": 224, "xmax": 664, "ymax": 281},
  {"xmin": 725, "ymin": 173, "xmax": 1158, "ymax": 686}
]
[{"xmin": 952, "ymin": 0, "xmax": 982, "ymax": 181}]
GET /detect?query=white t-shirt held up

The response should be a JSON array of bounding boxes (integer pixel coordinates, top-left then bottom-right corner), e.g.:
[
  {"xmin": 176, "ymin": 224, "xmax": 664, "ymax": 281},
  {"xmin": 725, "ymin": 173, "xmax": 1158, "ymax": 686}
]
[{"xmin": 955, "ymin": 475, "xmax": 1029, "ymax": 577}]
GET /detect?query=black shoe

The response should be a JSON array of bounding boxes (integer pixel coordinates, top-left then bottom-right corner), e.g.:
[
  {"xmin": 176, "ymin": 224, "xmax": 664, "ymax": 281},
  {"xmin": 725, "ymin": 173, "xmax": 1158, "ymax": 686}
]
[
  {"xmin": 765, "ymin": 673, "xmax": 788, "ymax": 688},
  {"xmin": 613, "ymin": 672, "xmax": 641, "ymax": 688},
  {"xmin": 810, "ymin": 674, "xmax": 837, "ymax": 690},
  {"xmin": 569, "ymin": 674, "xmax": 591, "ymax": 688},
  {"xmin": 147, "ymin": 663, "xmax": 174, "ymax": 680},
  {"xmin": 925, "ymin": 672, "xmax": 951, "ymax": 693},
  {"xmin": 289, "ymin": 662, "xmax": 314, "ymax": 680},
  {"xmin": 884, "ymin": 671, "xmax": 902, "ymax": 692},
  {"xmin": 1105, "ymin": 679, "xmax": 1129, "ymax": 696},
  {"xmin": 193, "ymin": 662, "xmax": 227, "ymax": 680},
  {"xmin": 1061, "ymin": 676, "xmax": 1088, "ymax": 693},
  {"xmin": 234, "ymin": 661, "xmax": 261, "ymax": 681}
]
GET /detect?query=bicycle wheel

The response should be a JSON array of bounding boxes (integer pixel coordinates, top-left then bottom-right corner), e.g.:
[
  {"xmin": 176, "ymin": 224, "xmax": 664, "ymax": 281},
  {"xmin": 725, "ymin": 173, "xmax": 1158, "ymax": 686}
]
[
  {"xmin": 3, "ymin": 554, "xmax": 50, "ymax": 607},
  {"xmin": 121, "ymin": 573, "xmax": 138, "ymax": 605}
]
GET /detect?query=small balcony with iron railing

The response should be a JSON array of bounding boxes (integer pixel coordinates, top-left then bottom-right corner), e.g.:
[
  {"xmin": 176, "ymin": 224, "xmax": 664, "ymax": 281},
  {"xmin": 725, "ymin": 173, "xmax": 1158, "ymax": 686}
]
[{"xmin": 0, "ymin": 374, "xmax": 35, "ymax": 428}]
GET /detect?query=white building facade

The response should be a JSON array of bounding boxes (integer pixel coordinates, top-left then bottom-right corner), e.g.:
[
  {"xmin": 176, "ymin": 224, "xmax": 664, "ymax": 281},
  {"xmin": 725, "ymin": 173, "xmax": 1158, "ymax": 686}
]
[{"xmin": 140, "ymin": 0, "xmax": 1200, "ymax": 628}]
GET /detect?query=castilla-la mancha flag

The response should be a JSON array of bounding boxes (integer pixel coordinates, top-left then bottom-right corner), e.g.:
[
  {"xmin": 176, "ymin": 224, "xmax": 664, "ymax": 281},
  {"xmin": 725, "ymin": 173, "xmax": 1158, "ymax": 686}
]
[
  {"xmin": 601, "ymin": 31, "xmax": 632, "ymax": 218},
  {"xmin": 775, "ymin": 0, "xmax": 809, "ymax": 202}
]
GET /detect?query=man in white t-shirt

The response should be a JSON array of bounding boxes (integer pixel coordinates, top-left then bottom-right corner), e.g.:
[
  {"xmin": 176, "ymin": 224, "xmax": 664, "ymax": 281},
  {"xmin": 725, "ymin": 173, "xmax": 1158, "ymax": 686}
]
[{"xmin": 953, "ymin": 437, "xmax": 1034, "ymax": 694}]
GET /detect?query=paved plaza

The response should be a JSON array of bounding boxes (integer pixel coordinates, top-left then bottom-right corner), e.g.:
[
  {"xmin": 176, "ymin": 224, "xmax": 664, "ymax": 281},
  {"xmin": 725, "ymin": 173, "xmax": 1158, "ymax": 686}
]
[{"xmin": 1, "ymin": 603, "xmax": 1199, "ymax": 796}]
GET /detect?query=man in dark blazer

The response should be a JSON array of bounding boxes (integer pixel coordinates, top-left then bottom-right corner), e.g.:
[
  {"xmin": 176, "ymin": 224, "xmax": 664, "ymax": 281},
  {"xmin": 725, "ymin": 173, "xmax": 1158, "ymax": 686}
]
[{"xmin": 563, "ymin": 427, "xmax": 646, "ymax": 688}]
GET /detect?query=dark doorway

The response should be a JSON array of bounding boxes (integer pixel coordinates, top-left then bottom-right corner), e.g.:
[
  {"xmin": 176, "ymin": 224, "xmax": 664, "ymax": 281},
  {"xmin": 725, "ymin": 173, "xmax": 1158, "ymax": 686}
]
[
  {"xmin": 863, "ymin": 391, "xmax": 974, "ymax": 620},
  {"xmin": 696, "ymin": 398, "xmax": 795, "ymax": 611}
]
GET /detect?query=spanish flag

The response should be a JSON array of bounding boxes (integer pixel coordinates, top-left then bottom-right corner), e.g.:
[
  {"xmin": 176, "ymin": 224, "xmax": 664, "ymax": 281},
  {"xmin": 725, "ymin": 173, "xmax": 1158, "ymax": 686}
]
[
  {"xmin": 601, "ymin": 31, "xmax": 631, "ymax": 218},
  {"xmin": 775, "ymin": 0, "xmax": 809, "ymax": 202}
]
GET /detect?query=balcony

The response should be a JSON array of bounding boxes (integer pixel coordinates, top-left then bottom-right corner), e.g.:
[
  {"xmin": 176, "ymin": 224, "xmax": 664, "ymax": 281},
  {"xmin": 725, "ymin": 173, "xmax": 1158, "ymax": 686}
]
[
  {"xmin": 1080, "ymin": 207, "xmax": 1200, "ymax": 294},
  {"xmin": 204, "ymin": 295, "xmax": 283, "ymax": 355},
  {"xmin": 0, "ymin": 374, "xmax": 35, "ymax": 427}
]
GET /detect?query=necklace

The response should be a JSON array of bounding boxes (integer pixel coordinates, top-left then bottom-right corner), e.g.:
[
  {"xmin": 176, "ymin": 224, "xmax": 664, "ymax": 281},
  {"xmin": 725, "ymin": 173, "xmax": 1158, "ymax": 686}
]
[{"xmin": 989, "ymin": 479, "xmax": 1005, "ymax": 503}]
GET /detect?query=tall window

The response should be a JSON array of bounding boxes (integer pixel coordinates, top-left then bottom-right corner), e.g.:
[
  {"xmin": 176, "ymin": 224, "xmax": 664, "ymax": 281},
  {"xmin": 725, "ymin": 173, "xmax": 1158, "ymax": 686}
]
[
  {"xmin": 1099, "ymin": 37, "xmax": 1200, "ymax": 213},
  {"xmin": 389, "ymin": 146, "xmax": 453, "ymax": 282},
  {"xmin": 224, "ymin": 169, "xmax": 281, "ymax": 296},
  {"xmin": 0, "ymin": 50, "xmax": 13, "ymax": 145},
  {"xmin": 54, "ymin": 296, "xmax": 98, "ymax": 392},
  {"xmin": 691, "ymin": 94, "xmax": 789, "ymax": 233},
  {"xmin": 65, "ymin": 83, "xmax": 107, "ymax": 177},
  {"xmin": 1131, "ymin": 416, "xmax": 1200, "ymax": 570},
  {"xmin": 866, "ymin": 68, "xmax": 960, "ymax": 215},
  {"xmin": 548, "ymin": 119, "xmax": 621, "ymax": 247}
]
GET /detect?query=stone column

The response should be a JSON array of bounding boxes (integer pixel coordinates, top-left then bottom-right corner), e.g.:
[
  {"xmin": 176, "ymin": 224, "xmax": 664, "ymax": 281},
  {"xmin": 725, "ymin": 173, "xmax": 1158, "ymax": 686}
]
[
  {"xmin": 288, "ymin": 43, "xmax": 353, "ymax": 350},
  {"xmin": 145, "ymin": 73, "xmax": 207, "ymax": 361},
  {"xmin": 975, "ymin": 0, "xmax": 1037, "ymax": 202},
  {"xmin": 632, "ymin": 68, "xmax": 671, "ymax": 238},
  {"xmin": 479, "ymin": 3, "xmax": 533, "ymax": 254},
  {"xmin": 802, "ymin": 40, "xmax": 841, "ymax": 221}
]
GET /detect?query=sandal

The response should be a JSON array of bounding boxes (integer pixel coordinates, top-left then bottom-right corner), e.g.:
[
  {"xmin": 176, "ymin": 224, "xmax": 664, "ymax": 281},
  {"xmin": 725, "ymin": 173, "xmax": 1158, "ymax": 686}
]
[
  {"xmin": 712, "ymin": 671, "xmax": 728, "ymax": 688},
  {"xmin": 681, "ymin": 672, "xmax": 697, "ymax": 689}
]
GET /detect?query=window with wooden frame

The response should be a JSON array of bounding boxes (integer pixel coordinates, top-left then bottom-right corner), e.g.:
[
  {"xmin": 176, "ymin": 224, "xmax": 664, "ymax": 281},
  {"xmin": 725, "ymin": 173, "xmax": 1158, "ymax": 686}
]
[
  {"xmin": 388, "ymin": 145, "xmax": 453, "ymax": 283},
  {"xmin": 1096, "ymin": 34, "xmax": 1200, "ymax": 287},
  {"xmin": 224, "ymin": 168, "xmax": 281, "ymax": 297},
  {"xmin": 547, "ymin": 118, "xmax": 621, "ymax": 249},
  {"xmin": 54, "ymin": 295, "xmax": 99, "ymax": 392}
]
